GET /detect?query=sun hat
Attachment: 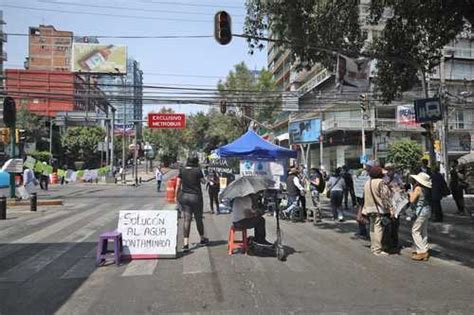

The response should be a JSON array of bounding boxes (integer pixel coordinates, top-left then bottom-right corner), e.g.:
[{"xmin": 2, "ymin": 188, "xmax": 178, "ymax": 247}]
[{"xmin": 410, "ymin": 172, "xmax": 432, "ymax": 189}]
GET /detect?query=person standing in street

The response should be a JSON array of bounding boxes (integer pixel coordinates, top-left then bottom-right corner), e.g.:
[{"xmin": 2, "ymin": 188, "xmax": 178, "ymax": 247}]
[
  {"xmin": 342, "ymin": 165, "xmax": 356, "ymax": 210},
  {"xmin": 309, "ymin": 168, "xmax": 324, "ymax": 222},
  {"xmin": 40, "ymin": 162, "xmax": 49, "ymax": 191},
  {"xmin": 298, "ymin": 165, "xmax": 308, "ymax": 219},
  {"xmin": 382, "ymin": 163, "xmax": 404, "ymax": 253},
  {"xmin": 175, "ymin": 157, "xmax": 209, "ymax": 252},
  {"xmin": 283, "ymin": 168, "xmax": 305, "ymax": 218},
  {"xmin": 409, "ymin": 172, "xmax": 432, "ymax": 261},
  {"xmin": 206, "ymin": 171, "xmax": 220, "ymax": 214},
  {"xmin": 155, "ymin": 167, "xmax": 163, "ymax": 192},
  {"xmin": 431, "ymin": 165, "xmax": 449, "ymax": 222},
  {"xmin": 327, "ymin": 167, "xmax": 346, "ymax": 222},
  {"xmin": 362, "ymin": 166, "xmax": 394, "ymax": 256},
  {"xmin": 449, "ymin": 160, "xmax": 467, "ymax": 215}
]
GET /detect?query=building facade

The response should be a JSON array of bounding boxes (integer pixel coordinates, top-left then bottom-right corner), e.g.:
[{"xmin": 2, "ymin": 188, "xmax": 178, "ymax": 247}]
[{"xmin": 26, "ymin": 25, "xmax": 73, "ymax": 71}]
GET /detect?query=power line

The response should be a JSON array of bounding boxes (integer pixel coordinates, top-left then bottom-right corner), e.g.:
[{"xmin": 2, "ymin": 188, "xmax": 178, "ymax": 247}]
[
  {"xmin": 6, "ymin": 32, "xmax": 213, "ymax": 40},
  {"xmin": 2, "ymin": 4, "xmax": 245, "ymax": 24},
  {"xmin": 36, "ymin": 0, "xmax": 246, "ymax": 17}
]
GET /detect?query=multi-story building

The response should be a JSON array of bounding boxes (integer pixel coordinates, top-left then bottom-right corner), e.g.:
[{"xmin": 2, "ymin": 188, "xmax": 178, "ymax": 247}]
[
  {"xmin": 268, "ymin": 4, "xmax": 474, "ymax": 172},
  {"xmin": 26, "ymin": 25, "xmax": 73, "ymax": 71}
]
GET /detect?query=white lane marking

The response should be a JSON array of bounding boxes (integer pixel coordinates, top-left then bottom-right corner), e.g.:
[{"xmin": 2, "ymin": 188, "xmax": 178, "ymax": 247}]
[
  {"xmin": 60, "ymin": 258, "xmax": 97, "ymax": 279},
  {"xmin": 0, "ymin": 210, "xmax": 118, "ymax": 282},
  {"xmin": 121, "ymin": 260, "xmax": 158, "ymax": 277},
  {"xmin": 0, "ymin": 210, "xmax": 69, "ymax": 238}
]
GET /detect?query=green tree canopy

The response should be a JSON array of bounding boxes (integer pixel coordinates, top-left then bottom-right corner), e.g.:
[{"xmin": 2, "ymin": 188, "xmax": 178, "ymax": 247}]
[
  {"xmin": 61, "ymin": 126, "xmax": 105, "ymax": 168},
  {"xmin": 218, "ymin": 62, "xmax": 280, "ymax": 133},
  {"xmin": 244, "ymin": 0, "xmax": 469, "ymax": 102},
  {"xmin": 386, "ymin": 140, "xmax": 423, "ymax": 174}
]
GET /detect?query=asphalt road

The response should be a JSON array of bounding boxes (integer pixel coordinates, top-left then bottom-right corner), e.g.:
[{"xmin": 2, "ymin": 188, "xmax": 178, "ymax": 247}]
[{"xmin": 1, "ymin": 171, "xmax": 474, "ymax": 314}]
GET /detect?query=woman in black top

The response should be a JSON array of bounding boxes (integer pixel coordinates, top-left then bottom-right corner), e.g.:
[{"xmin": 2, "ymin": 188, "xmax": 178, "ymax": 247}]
[
  {"xmin": 175, "ymin": 157, "xmax": 209, "ymax": 251},
  {"xmin": 206, "ymin": 171, "xmax": 220, "ymax": 214}
]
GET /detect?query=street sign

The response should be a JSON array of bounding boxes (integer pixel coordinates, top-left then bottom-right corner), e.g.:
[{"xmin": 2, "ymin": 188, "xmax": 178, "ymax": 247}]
[
  {"xmin": 148, "ymin": 113, "xmax": 186, "ymax": 129},
  {"xmin": 414, "ymin": 98, "xmax": 443, "ymax": 123}
]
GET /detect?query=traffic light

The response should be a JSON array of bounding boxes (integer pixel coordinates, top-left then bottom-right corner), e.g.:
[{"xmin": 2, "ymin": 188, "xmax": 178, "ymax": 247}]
[
  {"xmin": 359, "ymin": 93, "xmax": 368, "ymax": 112},
  {"xmin": 3, "ymin": 96, "xmax": 16, "ymax": 128},
  {"xmin": 16, "ymin": 129, "xmax": 26, "ymax": 144},
  {"xmin": 214, "ymin": 11, "xmax": 232, "ymax": 45},
  {"xmin": 0, "ymin": 128, "xmax": 10, "ymax": 144},
  {"xmin": 220, "ymin": 100, "xmax": 227, "ymax": 114}
]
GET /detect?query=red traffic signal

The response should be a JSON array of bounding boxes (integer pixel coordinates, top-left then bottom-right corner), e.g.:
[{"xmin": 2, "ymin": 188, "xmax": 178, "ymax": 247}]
[{"xmin": 214, "ymin": 11, "xmax": 232, "ymax": 45}]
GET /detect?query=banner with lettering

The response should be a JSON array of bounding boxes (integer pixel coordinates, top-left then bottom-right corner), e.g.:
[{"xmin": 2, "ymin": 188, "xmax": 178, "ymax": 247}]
[{"xmin": 117, "ymin": 210, "xmax": 178, "ymax": 259}]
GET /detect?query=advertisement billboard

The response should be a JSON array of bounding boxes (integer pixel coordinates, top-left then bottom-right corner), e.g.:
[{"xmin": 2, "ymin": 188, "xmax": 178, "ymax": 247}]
[
  {"xmin": 72, "ymin": 43, "xmax": 127, "ymax": 73},
  {"xmin": 397, "ymin": 105, "xmax": 418, "ymax": 126},
  {"xmin": 289, "ymin": 118, "xmax": 321, "ymax": 144}
]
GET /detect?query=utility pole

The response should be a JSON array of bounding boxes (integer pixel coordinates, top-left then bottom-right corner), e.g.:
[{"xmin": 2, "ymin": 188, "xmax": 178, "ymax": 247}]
[
  {"xmin": 439, "ymin": 54, "xmax": 449, "ymax": 179},
  {"xmin": 359, "ymin": 93, "xmax": 368, "ymax": 159},
  {"xmin": 110, "ymin": 106, "xmax": 116, "ymax": 172},
  {"xmin": 319, "ymin": 101, "xmax": 324, "ymax": 170},
  {"xmin": 119, "ymin": 73, "xmax": 126, "ymax": 184},
  {"xmin": 133, "ymin": 121, "xmax": 138, "ymax": 185},
  {"xmin": 420, "ymin": 70, "xmax": 437, "ymax": 166}
]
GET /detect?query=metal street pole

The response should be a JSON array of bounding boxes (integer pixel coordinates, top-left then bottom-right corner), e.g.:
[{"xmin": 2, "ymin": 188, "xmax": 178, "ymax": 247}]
[
  {"xmin": 105, "ymin": 117, "xmax": 110, "ymax": 167},
  {"xmin": 439, "ymin": 54, "xmax": 449, "ymax": 179},
  {"xmin": 9, "ymin": 125, "xmax": 15, "ymax": 198},
  {"xmin": 133, "ymin": 122, "xmax": 138, "ymax": 185},
  {"xmin": 120, "ymin": 75, "xmax": 126, "ymax": 184},
  {"xmin": 49, "ymin": 118, "xmax": 53, "ymax": 165},
  {"xmin": 110, "ymin": 107, "xmax": 115, "ymax": 171}
]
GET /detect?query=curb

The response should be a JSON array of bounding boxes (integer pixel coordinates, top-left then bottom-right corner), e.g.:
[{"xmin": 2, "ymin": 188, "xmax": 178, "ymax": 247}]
[{"xmin": 8, "ymin": 199, "xmax": 64, "ymax": 206}]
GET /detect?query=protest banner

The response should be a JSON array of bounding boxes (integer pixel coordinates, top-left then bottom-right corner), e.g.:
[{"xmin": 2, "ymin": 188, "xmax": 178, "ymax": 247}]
[
  {"xmin": 24, "ymin": 157, "xmax": 36, "ymax": 170},
  {"xmin": 392, "ymin": 191, "xmax": 410, "ymax": 218},
  {"xmin": 353, "ymin": 175, "xmax": 369, "ymax": 198},
  {"xmin": 117, "ymin": 210, "xmax": 178, "ymax": 259}
]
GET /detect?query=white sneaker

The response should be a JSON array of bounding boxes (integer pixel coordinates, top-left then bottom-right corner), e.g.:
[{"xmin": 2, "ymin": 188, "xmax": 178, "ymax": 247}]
[{"xmin": 373, "ymin": 251, "xmax": 389, "ymax": 256}]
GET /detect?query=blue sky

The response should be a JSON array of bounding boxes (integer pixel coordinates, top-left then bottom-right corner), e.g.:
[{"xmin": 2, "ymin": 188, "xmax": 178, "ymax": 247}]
[{"xmin": 2, "ymin": 0, "xmax": 268, "ymax": 115}]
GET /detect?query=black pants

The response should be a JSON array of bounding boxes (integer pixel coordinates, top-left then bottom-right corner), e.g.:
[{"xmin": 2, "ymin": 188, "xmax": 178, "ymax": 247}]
[
  {"xmin": 179, "ymin": 192, "xmax": 204, "ymax": 238},
  {"xmin": 298, "ymin": 194, "xmax": 306, "ymax": 218},
  {"xmin": 40, "ymin": 175, "xmax": 49, "ymax": 190},
  {"xmin": 344, "ymin": 187, "xmax": 356, "ymax": 208},
  {"xmin": 156, "ymin": 180, "xmax": 162, "ymax": 191},
  {"xmin": 234, "ymin": 216, "xmax": 266, "ymax": 243},
  {"xmin": 208, "ymin": 190, "xmax": 219, "ymax": 213},
  {"xmin": 432, "ymin": 199, "xmax": 443, "ymax": 221},
  {"xmin": 452, "ymin": 188, "xmax": 465, "ymax": 213}
]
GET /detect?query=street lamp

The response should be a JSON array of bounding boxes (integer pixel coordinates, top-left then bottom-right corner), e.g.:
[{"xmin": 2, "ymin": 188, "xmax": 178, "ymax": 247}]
[{"xmin": 115, "ymin": 67, "xmax": 127, "ymax": 184}]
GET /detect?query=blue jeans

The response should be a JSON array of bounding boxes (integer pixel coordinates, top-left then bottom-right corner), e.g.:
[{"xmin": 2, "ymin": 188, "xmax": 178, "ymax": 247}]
[{"xmin": 285, "ymin": 195, "xmax": 299, "ymax": 215}]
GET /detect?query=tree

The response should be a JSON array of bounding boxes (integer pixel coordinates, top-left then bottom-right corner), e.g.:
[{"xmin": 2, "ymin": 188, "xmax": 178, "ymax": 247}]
[
  {"xmin": 61, "ymin": 126, "xmax": 105, "ymax": 168},
  {"xmin": 244, "ymin": 1, "xmax": 469, "ymax": 103},
  {"xmin": 386, "ymin": 140, "xmax": 423, "ymax": 174},
  {"xmin": 16, "ymin": 105, "xmax": 48, "ymax": 149},
  {"xmin": 218, "ymin": 62, "xmax": 280, "ymax": 133}
]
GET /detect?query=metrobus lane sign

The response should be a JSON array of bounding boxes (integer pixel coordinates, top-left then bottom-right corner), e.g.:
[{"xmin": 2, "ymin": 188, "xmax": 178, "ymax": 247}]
[
  {"xmin": 117, "ymin": 210, "xmax": 178, "ymax": 259},
  {"xmin": 414, "ymin": 98, "xmax": 443, "ymax": 123},
  {"xmin": 148, "ymin": 113, "xmax": 186, "ymax": 129}
]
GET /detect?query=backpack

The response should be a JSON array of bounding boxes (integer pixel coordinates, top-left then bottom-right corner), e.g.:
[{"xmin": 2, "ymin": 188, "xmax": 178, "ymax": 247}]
[{"xmin": 316, "ymin": 174, "xmax": 326, "ymax": 194}]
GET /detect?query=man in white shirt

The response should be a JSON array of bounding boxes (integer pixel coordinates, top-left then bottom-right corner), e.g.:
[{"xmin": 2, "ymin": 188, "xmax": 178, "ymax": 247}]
[
  {"xmin": 232, "ymin": 194, "xmax": 272, "ymax": 246},
  {"xmin": 155, "ymin": 167, "xmax": 163, "ymax": 192}
]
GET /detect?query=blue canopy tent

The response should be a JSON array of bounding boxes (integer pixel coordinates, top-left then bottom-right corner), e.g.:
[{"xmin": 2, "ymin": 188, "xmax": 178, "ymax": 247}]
[{"xmin": 216, "ymin": 130, "xmax": 297, "ymax": 160}]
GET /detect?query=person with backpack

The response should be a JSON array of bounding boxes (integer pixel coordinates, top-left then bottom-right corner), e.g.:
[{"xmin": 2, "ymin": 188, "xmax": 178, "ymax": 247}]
[
  {"xmin": 309, "ymin": 168, "xmax": 325, "ymax": 222},
  {"xmin": 326, "ymin": 167, "xmax": 346, "ymax": 222}
]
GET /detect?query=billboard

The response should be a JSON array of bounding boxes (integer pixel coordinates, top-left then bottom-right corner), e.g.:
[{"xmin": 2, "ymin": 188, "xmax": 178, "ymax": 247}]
[
  {"xmin": 72, "ymin": 43, "xmax": 127, "ymax": 73},
  {"xmin": 397, "ymin": 105, "xmax": 418, "ymax": 126},
  {"xmin": 289, "ymin": 118, "xmax": 321, "ymax": 144}
]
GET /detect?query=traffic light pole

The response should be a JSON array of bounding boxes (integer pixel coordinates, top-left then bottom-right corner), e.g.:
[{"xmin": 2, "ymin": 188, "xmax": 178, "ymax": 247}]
[{"xmin": 9, "ymin": 125, "xmax": 15, "ymax": 198}]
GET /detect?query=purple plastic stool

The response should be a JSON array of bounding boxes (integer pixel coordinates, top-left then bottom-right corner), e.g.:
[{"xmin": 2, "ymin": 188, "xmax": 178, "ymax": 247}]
[{"xmin": 96, "ymin": 231, "xmax": 123, "ymax": 266}]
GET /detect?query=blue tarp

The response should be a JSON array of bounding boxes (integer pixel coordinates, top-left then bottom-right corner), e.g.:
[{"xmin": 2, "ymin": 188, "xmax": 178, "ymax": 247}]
[{"xmin": 216, "ymin": 130, "xmax": 297, "ymax": 160}]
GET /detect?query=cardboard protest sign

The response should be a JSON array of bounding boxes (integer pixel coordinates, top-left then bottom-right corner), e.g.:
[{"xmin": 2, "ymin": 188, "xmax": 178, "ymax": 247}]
[
  {"xmin": 42, "ymin": 165, "xmax": 53, "ymax": 176},
  {"xmin": 392, "ymin": 191, "xmax": 410, "ymax": 218},
  {"xmin": 24, "ymin": 157, "xmax": 36, "ymax": 170},
  {"xmin": 353, "ymin": 175, "xmax": 369, "ymax": 198},
  {"xmin": 118, "ymin": 210, "xmax": 178, "ymax": 259}
]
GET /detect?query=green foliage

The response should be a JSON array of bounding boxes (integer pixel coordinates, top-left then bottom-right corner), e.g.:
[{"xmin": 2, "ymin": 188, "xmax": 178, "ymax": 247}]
[
  {"xmin": 218, "ymin": 62, "xmax": 280, "ymax": 133},
  {"xmin": 16, "ymin": 106, "xmax": 48, "ymax": 146},
  {"xmin": 143, "ymin": 108, "xmax": 184, "ymax": 166},
  {"xmin": 244, "ymin": 0, "xmax": 468, "ymax": 103},
  {"xmin": 386, "ymin": 140, "xmax": 423, "ymax": 174},
  {"xmin": 61, "ymin": 126, "xmax": 105, "ymax": 168},
  {"xmin": 30, "ymin": 151, "xmax": 51, "ymax": 163}
]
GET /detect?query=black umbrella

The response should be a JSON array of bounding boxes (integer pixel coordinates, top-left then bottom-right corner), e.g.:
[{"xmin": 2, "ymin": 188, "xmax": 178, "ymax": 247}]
[{"xmin": 220, "ymin": 176, "xmax": 275, "ymax": 200}]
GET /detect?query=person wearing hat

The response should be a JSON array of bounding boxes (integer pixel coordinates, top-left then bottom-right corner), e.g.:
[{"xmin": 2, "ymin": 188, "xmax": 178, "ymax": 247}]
[
  {"xmin": 283, "ymin": 168, "xmax": 305, "ymax": 218},
  {"xmin": 362, "ymin": 166, "xmax": 394, "ymax": 256},
  {"xmin": 409, "ymin": 172, "xmax": 432, "ymax": 261}
]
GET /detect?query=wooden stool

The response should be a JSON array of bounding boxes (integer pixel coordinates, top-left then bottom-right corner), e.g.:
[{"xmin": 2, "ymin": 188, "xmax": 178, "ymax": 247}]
[{"xmin": 228, "ymin": 225, "xmax": 248, "ymax": 255}]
